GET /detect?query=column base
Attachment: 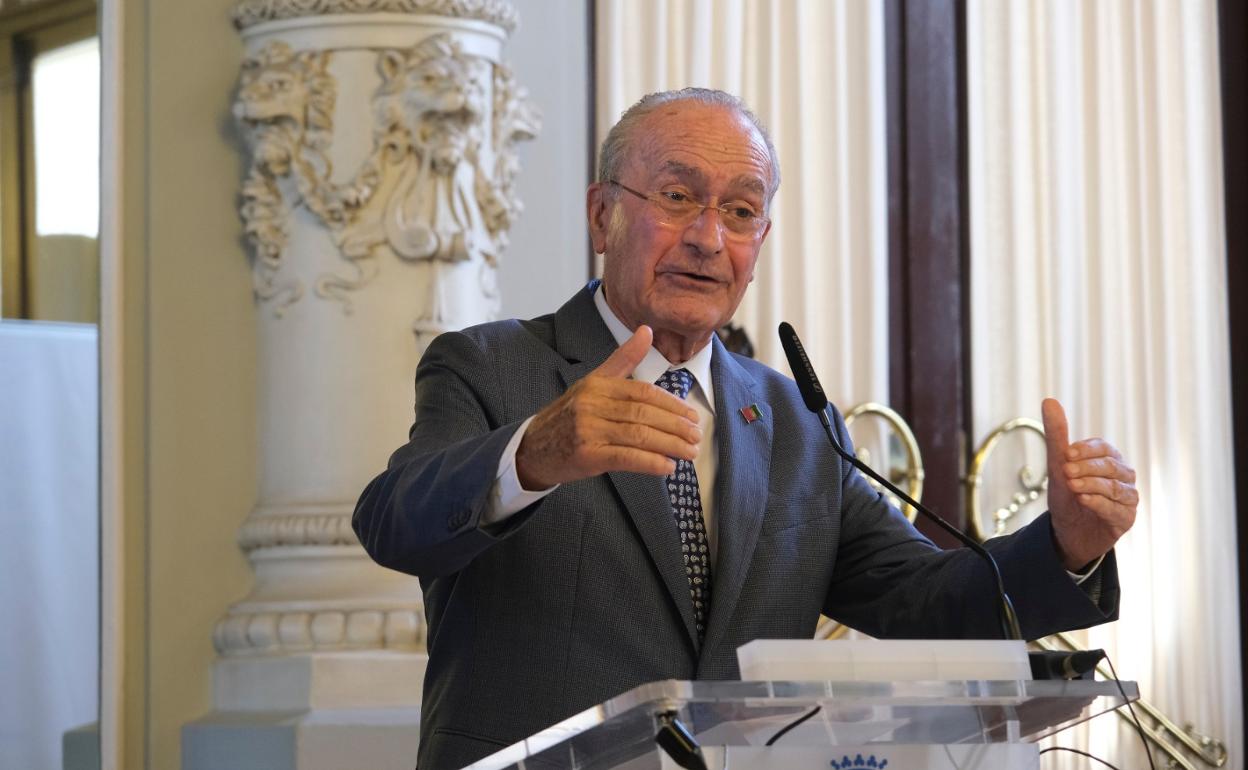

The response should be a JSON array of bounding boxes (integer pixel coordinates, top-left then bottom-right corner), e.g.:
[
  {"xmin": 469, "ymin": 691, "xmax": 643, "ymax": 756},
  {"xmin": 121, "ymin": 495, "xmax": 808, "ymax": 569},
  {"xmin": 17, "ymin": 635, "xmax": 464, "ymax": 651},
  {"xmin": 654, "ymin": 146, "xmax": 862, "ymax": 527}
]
[
  {"xmin": 184, "ymin": 651, "xmax": 426, "ymax": 769},
  {"xmin": 183, "ymin": 707, "xmax": 421, "ymax": 770},
  {"xmin": 212, "ymin": 651, "xmax": 427, "ymax": 711}
]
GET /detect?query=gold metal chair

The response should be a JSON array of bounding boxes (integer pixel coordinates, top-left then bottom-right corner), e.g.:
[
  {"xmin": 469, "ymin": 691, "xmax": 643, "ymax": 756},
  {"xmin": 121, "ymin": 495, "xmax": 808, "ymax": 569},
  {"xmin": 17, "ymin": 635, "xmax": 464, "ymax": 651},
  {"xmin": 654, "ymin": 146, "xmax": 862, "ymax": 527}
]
[{"xmin": 842, "ymin": 402, "xmax": 924, "ymax": 524}]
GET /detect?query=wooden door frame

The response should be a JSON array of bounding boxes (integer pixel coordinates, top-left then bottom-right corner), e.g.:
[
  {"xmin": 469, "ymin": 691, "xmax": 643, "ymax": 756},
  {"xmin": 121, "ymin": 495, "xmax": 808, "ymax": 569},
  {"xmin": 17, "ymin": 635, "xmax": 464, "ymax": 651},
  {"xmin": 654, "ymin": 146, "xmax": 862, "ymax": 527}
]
[
  {"xmin": 884, "ymin": 0, "xmax": 972, "ymax": 546},
  {"xmin": 1217, "ymin": 0, "xmax": 1248, "ymax": 748},
  {"xmin": 0, "ymin": 0, "xmax": 95, "ymax": 318}
]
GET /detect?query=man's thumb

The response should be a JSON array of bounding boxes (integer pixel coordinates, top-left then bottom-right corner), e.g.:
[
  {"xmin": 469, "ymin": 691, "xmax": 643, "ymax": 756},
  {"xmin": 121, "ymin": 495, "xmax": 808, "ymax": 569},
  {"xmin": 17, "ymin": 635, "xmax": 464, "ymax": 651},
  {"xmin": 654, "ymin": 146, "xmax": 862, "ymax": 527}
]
[
  {"xmin": 1042, "ymin": 397, "xmax": 1071, "ymax": 464},
  {"xmin": 596, "ymin": 325, "xmax": 652, "ymax": 378}
]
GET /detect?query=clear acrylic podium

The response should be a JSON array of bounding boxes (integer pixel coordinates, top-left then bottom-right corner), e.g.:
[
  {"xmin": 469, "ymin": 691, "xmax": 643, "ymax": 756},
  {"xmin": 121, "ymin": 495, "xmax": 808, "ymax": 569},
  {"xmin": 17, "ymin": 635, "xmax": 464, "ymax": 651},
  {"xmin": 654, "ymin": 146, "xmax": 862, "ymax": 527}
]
[{"xmin": 466, "ymin": 678, "xmax": 1139, "ymax": 770}]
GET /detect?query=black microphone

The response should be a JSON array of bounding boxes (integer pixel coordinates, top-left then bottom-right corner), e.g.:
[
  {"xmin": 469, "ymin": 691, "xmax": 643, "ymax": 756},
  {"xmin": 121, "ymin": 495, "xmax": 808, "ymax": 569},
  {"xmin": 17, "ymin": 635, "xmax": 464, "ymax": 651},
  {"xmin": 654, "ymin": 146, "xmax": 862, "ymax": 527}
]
[
  {"xmin": 1028, "ymin": 648, "xmax": 1106, "ymax": 680},
  {"xmin": 778, "ymin": 321, "xmax": 1023, "ymax": 640},
  {"xmin": 654, "ymin": 712, "xmax": 708, "ymax": 770}
]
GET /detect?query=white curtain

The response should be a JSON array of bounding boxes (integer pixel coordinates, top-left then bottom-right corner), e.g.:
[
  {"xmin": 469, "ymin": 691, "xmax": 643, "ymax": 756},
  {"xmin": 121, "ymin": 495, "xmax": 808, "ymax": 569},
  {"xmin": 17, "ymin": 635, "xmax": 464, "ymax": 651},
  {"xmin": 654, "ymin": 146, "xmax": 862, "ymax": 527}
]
[
  {"xmin": 967, "ymin": 1, "xmax": 1241, "ymax": 768},
  {"xmin": 595, "ymin": 0, "xmax": 890, "ymax": 407}
]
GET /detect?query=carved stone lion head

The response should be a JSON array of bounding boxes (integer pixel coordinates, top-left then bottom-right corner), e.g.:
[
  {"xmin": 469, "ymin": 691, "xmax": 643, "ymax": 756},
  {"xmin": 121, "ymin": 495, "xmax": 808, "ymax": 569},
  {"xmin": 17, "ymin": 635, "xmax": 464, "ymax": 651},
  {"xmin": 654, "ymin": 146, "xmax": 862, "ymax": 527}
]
[
  {"xmin": 235, "ymin": 41, "xmax": 335, "ymax": 144},
  {"xmin": 374, "ymin": 34, "xmax": 489, "ymax": 170}
]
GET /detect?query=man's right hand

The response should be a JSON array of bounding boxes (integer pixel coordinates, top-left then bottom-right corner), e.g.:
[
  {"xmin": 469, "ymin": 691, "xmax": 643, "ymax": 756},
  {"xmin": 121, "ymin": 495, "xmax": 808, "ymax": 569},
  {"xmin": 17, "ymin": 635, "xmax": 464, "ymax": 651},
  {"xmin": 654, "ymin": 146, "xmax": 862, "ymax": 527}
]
[{"xmin": 515, "ymin": 325, "xmax": 703, "ymax": 490}]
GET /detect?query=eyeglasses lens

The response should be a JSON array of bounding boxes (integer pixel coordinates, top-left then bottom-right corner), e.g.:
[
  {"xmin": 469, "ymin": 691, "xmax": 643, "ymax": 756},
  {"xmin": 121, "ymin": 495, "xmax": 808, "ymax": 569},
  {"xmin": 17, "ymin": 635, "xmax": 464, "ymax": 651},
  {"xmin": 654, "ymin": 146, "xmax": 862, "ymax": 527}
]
[{"xmin": 656, "ymin": 199, "xmax": 762, "ymax": 238}]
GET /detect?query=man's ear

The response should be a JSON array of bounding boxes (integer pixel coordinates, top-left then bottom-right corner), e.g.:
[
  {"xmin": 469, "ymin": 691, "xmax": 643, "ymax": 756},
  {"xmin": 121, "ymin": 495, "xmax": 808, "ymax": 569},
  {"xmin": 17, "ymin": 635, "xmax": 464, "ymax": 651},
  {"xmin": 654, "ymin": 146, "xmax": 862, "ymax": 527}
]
[{"xmin": 586, "ymin": 182, "xmax": 610, "ymax": 254}]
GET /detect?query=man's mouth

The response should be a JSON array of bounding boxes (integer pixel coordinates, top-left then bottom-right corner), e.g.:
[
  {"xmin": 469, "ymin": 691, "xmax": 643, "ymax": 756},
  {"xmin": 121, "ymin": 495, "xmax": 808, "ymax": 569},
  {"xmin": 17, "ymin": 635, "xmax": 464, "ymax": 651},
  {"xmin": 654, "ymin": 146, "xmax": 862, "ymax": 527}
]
[{"xmin": 663, "ymin": 271, "xmax": 721, "ymax": 285}]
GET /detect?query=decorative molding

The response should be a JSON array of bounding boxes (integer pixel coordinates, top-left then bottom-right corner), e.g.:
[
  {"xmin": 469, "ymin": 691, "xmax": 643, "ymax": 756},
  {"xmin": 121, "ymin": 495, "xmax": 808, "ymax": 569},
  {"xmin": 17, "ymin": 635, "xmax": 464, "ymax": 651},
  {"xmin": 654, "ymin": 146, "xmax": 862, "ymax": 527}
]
[
  {"xmin": 213, "ymin": 607, "xmax": 424, "ymax": 655},
  {"xmin": 484, "ymin": 60, "xmax": 541, "ymax": 250},
  {"xmin": 330, "ymin": 34, "xmax": 539, "ymax": 319},
  {"xmin": 238, "ymin": 511, "xmax": 357, "ymax": 552},
  {"xmin": 234, "ymin": 33, "xmax": 539, "ymax": 316},
  {"xmin": 334, "ymin": 36, "xmax": 495, "ymax": 287},
  {"xmin": 234, "ymin": 41, "xmax": 338, "ymax": 315},
  {"xmin": 231, "ymin": 0, "xmax": 519, "ymax": 33}
]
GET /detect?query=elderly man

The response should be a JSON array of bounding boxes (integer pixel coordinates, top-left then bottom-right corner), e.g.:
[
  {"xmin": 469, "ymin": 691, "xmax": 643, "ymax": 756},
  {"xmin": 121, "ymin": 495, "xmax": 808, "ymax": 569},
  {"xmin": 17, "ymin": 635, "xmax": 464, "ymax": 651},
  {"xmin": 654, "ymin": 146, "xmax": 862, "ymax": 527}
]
[{"xmin": 353, "ymin": 88, "xmax": 1137, "ymax": 769}]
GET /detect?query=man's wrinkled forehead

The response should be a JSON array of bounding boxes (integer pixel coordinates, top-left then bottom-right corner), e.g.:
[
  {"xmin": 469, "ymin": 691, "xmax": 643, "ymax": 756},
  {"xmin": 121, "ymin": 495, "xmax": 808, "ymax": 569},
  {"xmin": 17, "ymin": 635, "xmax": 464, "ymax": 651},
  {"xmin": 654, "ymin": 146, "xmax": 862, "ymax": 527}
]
[{"xmin": 628, "ymin": 103, "xmax": 772, "ymax": 185}]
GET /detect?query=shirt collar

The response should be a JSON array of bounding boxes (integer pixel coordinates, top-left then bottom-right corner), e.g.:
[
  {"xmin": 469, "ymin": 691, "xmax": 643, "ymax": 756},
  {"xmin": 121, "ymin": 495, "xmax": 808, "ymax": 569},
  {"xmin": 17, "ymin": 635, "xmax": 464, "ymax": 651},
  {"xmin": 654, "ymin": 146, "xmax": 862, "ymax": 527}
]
[{"xmin": 593, "ymin": 283, "xmax": 716, "ymax": 413}]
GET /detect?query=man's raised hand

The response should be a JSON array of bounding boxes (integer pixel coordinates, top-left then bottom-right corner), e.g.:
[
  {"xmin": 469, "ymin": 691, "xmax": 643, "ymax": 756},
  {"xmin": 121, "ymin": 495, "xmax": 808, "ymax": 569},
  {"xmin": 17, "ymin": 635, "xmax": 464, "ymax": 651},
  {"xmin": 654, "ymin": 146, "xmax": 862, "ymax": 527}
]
[
  {"xmin": 515, "ymin": 325, "xmax": 702, "ymax": 490},
  {"xmin": 1042, "ymin": 398, "xmax": 1138, "ymax": 571}
]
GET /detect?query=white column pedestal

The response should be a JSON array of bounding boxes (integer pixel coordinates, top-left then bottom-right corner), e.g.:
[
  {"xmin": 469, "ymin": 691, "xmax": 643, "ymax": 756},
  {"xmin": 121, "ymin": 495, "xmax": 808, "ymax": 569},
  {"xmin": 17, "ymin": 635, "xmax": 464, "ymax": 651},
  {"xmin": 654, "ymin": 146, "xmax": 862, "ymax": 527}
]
[
  {"xmin": 184, "ymin": 707, "xmax": 422, "ymax": 770},
  {"xmin": 185, "ymin": 1, "xmax": 536, "ymax": 766},
  {"xmin": 212, "ymin": 652, "xmax": 428, "ymax": 712},
  {"xmin": 184, "ymin": 652, "xmax": 428, "ymax": 770}
]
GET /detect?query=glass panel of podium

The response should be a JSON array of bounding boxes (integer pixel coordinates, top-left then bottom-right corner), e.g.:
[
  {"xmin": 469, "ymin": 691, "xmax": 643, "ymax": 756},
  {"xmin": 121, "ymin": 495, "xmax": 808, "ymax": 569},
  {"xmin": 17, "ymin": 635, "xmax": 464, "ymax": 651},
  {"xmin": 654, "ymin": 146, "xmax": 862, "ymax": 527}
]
[{"xmin": 467, "ymin": 678, "xmax": 1139, "ymax": 770}]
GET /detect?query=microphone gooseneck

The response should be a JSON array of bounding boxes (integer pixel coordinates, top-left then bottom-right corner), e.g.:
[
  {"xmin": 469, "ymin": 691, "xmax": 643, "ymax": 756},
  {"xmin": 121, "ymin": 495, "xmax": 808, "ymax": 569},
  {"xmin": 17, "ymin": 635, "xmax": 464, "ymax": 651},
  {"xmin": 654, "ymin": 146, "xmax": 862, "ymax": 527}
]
[{"xmin": 778, "ymin": 322, "xmax": 1023, "ymax": 641}]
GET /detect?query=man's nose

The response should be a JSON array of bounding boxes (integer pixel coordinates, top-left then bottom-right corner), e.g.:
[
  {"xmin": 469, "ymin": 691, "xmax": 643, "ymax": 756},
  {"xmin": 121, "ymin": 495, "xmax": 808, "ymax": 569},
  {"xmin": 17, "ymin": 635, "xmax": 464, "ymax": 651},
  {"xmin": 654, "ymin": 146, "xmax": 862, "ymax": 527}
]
[{"xmin": 682, "ymin": 206, "xmax": 725, "ymax": 254}]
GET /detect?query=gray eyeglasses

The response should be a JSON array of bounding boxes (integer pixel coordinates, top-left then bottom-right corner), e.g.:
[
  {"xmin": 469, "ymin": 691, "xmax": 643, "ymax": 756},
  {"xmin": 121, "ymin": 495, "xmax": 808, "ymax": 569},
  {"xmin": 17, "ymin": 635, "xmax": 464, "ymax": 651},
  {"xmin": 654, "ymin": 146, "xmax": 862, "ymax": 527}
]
[{"xmin": 608, "ymin": 180, "xmax": 770, "ymax": 240}]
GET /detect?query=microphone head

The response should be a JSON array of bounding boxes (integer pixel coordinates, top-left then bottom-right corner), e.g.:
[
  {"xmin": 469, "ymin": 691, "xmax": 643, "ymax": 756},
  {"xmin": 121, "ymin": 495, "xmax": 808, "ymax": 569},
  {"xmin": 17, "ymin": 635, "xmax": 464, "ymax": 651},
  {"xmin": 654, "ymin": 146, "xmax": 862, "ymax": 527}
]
[{"xmin": 778, "ymin": 322, "xmax": 828, "ymax": 413}]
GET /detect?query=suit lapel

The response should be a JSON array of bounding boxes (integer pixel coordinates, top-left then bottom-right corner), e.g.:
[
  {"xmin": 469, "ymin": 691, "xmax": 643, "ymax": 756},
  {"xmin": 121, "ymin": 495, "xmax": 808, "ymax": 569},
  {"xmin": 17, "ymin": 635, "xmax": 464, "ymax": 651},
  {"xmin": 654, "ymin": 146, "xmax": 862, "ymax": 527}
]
[
  {"xmin": 552, "ymin": 282, "xmax": 616, "ymax": 382},
  {"xmin": 552, "ymin": 282, "xmax": 702, "ymax": 648},
  {"xmin": 702, "ymin": 338, "xmax": 772, "ymax": 657},
  {"xmin": 604, "ymin": 470, "xmax": 701, "ymax": 646}
]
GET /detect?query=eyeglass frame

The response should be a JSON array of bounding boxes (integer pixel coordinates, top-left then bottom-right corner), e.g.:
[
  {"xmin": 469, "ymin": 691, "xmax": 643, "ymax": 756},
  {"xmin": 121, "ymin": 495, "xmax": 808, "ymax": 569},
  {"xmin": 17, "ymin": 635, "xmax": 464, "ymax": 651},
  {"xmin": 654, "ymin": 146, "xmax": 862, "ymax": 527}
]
[{"xmin": 606, "ymin": 180, "xmax": 771, "ymax": 240}]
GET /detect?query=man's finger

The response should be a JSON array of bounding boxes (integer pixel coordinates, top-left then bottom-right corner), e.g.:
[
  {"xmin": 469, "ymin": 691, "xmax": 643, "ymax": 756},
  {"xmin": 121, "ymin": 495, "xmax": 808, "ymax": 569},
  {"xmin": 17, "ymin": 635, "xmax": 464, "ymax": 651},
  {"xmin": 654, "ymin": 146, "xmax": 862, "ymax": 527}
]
[
  {"xmin": 595, "ymin": 325, "xmax": 654, "ymax": 379},
  {"xmin": 598, "ymin": 445, "xmax": 678, "ymax": 477},
  {"xmin": 1065, "ymin": 456, "xmax": 1136, "ymax": 483},
  {"xmin": 597, "ymin": 398, "xmax": 703, "ymax": 444},
  {"xmin": 1068, "ymin": 476, "xmax": 1139, "ymax": 505},
  {"xmin": 600, "ymin": 420, "xmax": 699, "ymax": 462},
  {"xmin": 1067, "ymin": 437, "xmax": 1123, "ymax": 461},
  {"xmin": 1042, "ymin": 398, "xmax": 1071, "ymax": 470},
  {"xmin": 596, "ymin": 378, "xmax": 700, "ymax": 421}
]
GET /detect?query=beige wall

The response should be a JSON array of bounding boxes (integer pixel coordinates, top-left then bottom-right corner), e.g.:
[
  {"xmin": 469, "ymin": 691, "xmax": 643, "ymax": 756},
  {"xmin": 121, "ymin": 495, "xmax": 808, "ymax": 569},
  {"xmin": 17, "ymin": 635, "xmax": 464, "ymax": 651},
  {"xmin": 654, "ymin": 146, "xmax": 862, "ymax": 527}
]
[
  {"xmin": 146, "ymin": 0, "xmax": 255, "ymax": 767},
  {"xmin": 111, "ymin": 1, "xmax": 588, "ymax": 768},
  {"xmin": 144, "ymin": 0, "xmax": 256, "ymax": 767},
  {"xmin": 497, "ymin": 0, "xmax": 592, "ymax": 318},
  {"xmin": 114, "ymin": 0, "xmax": 256, "ymax": 767}
]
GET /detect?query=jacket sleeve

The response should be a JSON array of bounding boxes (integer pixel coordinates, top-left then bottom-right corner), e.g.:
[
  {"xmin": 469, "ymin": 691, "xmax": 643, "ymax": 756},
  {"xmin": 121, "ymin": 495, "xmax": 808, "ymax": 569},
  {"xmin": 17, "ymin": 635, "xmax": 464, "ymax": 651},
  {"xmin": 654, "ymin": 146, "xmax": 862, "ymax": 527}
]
[
  {"xmin": 820, "ymin": 407, "xmax": 1119, "ymax": 640},
  {"xmin": 352, "ymin": 329, "xmax": 543, "ymax": 578}
]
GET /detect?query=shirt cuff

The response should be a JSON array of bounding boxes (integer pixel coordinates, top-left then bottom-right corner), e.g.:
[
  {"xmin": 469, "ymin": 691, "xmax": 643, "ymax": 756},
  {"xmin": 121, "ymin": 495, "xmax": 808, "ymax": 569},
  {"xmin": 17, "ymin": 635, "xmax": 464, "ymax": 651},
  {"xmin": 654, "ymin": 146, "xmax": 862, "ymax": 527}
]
[
  {"xmin": 1066, "ymin": 553, "xmax": 1106, "ymax": 586},
  {"xmin": 483, "ymin": 415, "xmax": 559, "ymax": 525}
]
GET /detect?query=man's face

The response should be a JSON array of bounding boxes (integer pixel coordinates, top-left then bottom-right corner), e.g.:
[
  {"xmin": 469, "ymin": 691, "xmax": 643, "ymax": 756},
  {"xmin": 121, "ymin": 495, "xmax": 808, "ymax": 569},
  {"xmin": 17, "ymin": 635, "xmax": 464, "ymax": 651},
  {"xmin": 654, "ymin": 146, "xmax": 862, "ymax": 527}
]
[{"xmin": 588, "ymin": 102, "xmax": 773, "ymax": 346}]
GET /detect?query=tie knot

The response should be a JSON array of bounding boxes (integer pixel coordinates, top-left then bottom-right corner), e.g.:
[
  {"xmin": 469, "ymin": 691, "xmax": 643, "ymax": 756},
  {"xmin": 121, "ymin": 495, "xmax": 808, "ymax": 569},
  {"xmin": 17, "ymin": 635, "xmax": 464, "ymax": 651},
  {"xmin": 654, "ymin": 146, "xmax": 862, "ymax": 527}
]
[{"xmin": 655, "ymin": 368, "xmax": 695, "ymax": 400}]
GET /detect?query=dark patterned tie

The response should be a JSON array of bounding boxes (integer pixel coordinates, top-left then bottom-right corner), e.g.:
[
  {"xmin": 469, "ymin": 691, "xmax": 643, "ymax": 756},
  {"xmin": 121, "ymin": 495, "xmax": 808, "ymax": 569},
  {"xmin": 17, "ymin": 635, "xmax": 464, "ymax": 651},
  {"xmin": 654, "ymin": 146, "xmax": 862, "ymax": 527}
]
[{"xmin": 654, "ymin": 368, "xmax": 712, "ymax": 642}]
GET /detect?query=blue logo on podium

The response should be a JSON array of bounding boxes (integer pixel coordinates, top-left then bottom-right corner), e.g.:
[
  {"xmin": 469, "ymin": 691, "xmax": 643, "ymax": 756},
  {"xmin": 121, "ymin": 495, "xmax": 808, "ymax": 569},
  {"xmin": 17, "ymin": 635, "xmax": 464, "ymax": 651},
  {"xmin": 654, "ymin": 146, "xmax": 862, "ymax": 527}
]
[{"xmin": 829, "ymin": 754, "xmax": 889, "ymax": 769}]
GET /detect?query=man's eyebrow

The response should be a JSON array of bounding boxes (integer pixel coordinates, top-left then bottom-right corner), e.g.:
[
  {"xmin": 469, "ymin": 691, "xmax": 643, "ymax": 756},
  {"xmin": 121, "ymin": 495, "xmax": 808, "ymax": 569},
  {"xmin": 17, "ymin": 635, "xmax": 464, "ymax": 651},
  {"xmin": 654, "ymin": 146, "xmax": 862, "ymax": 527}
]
[
  {"xmin": 656, "ymin": 161, "xmax": 707, "ymax": 183},
  {"xmin": 731, "ymin": 175, "xmax": 767, "ymax": 196},
  {"xmin": 656, "ymin": 162, "xmax": 766, "ymax": 197}
]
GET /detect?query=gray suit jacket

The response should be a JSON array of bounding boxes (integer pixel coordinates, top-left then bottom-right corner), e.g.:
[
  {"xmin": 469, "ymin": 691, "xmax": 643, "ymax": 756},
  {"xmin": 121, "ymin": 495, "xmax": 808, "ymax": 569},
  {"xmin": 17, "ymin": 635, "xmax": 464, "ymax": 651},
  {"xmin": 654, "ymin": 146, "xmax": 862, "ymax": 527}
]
[{"xmin": 353, "ymin": 281, "xmax": 1119, "ymax": 769}]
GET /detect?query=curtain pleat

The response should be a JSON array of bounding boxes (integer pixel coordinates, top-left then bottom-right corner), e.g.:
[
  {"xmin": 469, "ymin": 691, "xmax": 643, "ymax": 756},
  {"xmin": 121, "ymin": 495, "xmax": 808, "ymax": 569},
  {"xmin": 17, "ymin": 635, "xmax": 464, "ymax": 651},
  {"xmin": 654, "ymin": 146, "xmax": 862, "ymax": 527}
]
[{"xmin": 968, "ymin": 1, "xmax": 1242, "ymax": 767}]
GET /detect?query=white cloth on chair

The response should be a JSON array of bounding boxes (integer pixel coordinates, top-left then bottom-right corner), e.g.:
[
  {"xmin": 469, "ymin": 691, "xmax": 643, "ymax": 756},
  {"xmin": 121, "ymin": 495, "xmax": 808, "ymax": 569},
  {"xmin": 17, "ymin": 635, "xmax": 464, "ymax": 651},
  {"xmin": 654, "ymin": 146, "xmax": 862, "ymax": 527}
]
[{"xmin": 0, "ymin": 321, "xmax": 99, "ymax": 770}]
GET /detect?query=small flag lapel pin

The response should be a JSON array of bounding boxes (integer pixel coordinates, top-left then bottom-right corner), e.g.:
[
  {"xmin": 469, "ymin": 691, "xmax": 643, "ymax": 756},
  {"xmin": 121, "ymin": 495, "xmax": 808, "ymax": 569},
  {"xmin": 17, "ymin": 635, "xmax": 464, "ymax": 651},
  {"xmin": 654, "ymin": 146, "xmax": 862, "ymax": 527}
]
[{"xmin": 739, "ymin": 404, "xmax": 762, "ymax": 424}]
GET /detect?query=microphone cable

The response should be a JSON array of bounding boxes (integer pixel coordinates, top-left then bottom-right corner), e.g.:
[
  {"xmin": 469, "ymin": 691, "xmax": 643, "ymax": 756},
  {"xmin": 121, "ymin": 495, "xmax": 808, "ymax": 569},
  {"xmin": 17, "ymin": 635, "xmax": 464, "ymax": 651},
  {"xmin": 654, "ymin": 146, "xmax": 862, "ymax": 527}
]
[{"xmin": 763, "ymin": 705, "xmax": 822, "ymax": 746}]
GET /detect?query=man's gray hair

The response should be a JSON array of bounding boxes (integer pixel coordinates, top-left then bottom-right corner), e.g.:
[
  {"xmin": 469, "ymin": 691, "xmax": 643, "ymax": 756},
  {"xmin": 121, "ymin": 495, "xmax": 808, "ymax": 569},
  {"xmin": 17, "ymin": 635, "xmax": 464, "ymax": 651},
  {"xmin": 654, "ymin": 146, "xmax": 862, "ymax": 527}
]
[{"xmin": 597, "ymin": 88, "xmax": 781, "ymax": 202}]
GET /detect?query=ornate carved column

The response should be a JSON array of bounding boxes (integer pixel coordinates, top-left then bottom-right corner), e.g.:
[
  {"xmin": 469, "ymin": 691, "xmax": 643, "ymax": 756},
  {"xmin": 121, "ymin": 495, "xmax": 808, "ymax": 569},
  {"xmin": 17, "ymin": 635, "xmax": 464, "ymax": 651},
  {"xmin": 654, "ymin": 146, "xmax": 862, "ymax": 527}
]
[{"xmin": 185, "ymin": 2, "xmax": 537, "ymax": 766}]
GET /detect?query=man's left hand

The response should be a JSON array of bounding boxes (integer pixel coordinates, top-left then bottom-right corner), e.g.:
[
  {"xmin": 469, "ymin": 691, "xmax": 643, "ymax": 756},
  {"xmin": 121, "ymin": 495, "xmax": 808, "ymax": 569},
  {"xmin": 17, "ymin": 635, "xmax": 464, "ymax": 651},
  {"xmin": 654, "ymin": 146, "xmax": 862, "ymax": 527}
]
[{"xmin": 1042, "ymin": 398, "xmax": 1138, "ymax": 571}]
